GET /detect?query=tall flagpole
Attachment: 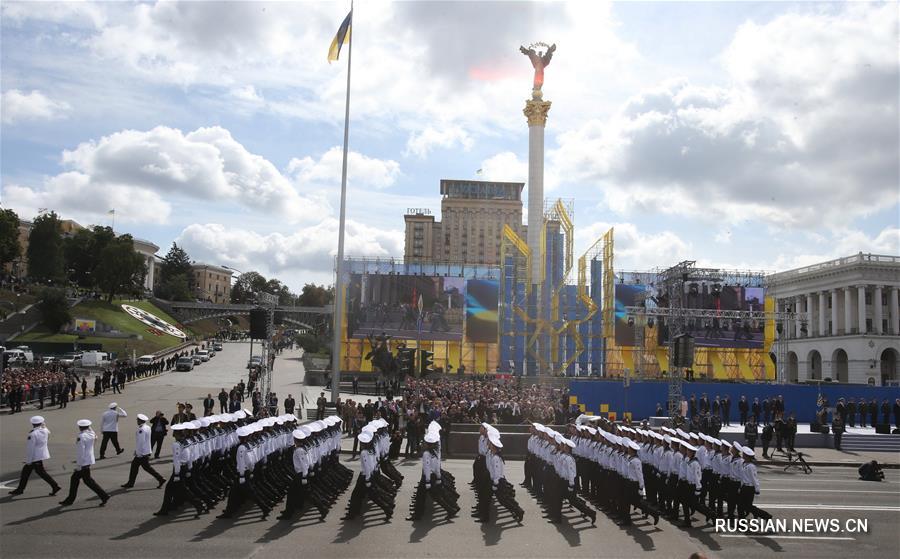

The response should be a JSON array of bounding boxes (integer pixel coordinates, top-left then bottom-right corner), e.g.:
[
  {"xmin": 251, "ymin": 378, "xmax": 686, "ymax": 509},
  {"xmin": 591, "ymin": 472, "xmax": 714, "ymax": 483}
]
[{"xmin": 330, "ymin": 0, "xmax": 353, "ymax": 403}]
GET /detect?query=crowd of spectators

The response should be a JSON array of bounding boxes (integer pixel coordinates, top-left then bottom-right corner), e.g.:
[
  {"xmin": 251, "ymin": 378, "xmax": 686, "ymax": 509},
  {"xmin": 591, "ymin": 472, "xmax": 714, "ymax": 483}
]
[
  {"xmin": 1, "ymin": 350, "xmax": 195, "ymax": 413},
  {"xmin": 326, "ymin": 377, "xmax": 572, "ymax": 459}
]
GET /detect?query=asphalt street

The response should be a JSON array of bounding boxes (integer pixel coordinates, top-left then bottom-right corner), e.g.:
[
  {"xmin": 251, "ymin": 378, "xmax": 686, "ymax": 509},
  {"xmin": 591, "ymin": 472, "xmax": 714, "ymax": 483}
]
[{"xmin": 1, "ymin": 342, "xmax": 898, "ymax": 559}]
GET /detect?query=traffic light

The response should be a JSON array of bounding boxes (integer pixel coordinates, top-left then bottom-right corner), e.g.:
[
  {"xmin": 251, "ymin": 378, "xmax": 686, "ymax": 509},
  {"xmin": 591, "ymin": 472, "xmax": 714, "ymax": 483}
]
[
  {"xmin": 396, "ymin": 347, "xmax": 415, "ymax": 377},
  {"xmin": 420, "ymin": 349, "xmax": 434, "ymax": 377}
]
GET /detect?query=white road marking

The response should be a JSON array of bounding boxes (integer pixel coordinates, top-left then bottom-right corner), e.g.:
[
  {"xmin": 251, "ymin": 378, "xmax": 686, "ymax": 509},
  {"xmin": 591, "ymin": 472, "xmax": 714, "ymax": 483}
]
[
  {"xmin": 761, "ymin": 478, "xmax": 900, "ymax": 484},
  {"xmin": 756, "ymin": 504, "xmax": 900, "ymax": 511},
  {"xmin": 721, "ymin": 535, "xmax": 855, "ymax": 541},
  {"xmin": 768, "ymin": 489, "xmax": 894, "ymax": 494}
]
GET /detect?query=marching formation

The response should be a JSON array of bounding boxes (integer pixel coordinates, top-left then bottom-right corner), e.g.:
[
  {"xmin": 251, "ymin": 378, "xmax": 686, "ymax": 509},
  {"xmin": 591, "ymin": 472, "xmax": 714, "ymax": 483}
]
[
  {"xmin": 344, "ymin": 417, "xmax": 404, "ymax": 520},
  {"xmin": 8, "ymin": 407, "xmax": 770, "ymax": 535},
  {"xmin": 471, "ymin": 423, "xmax": 525, "ymax": 524},
  {"xmin": 523, "ymin": 416, "xmax": 769, "ymax": 528},
  {"xmin": 406, "ymin": 420, "xmax": 460, "ymax": 521}
]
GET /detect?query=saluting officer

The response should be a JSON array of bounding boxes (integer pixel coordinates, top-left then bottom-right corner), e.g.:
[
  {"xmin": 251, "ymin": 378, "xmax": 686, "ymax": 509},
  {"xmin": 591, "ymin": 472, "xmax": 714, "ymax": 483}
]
[
  {"xmin": 9, "ymin": 416, "xmax": 62, "ymax": 497},
  {"xmin": 121, "ymin": 413, "xmax": 166, "ymax": 489},
  {"xmin": 59, "ymin": 419, "xmax": 110, "ymax": 507}
]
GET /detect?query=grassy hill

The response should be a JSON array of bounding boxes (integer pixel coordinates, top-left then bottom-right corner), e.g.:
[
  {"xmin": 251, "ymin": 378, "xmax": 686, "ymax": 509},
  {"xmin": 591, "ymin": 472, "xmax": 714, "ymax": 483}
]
[{"xmin": 17, "ymin": 299, "xmax": 189, "ymax": 358}]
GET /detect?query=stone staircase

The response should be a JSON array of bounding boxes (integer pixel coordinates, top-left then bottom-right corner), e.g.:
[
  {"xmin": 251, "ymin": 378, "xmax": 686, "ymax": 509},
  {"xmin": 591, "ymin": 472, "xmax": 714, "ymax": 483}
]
[{"xmin": 840, "ymin": 432, "xmax": 900, "ymax": 452}]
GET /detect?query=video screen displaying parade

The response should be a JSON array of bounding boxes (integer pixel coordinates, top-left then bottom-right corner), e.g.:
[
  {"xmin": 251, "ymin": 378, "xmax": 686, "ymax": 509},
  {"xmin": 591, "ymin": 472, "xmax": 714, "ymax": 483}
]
[
  {"xmin": 615, "ymin": 282, "xmax": 766, "ymax": 349},
  {"xmin": 464, "ymin": 279, "xmax": 500, "ymax": 343},
  {"xmin": 346, "ymin": 274, "xmax": 466, "ymax": 341}
]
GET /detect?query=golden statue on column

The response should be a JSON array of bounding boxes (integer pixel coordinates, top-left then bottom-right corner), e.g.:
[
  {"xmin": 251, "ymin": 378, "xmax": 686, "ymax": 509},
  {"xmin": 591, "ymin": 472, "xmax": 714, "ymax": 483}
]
[{"xmin": 520, "ymin": 42, "xmax": 556, "ymax": 98}]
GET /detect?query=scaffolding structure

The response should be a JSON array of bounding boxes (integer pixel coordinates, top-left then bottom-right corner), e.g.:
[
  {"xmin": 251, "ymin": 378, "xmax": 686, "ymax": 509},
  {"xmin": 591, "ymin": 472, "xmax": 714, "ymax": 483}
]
[
  {"xmin": 619, "ymin": 259, "xmax": 794, "ymax": 418},
  {"xmin": 498, "ymin": 202, "xmax": 610, "ymax": 375}
]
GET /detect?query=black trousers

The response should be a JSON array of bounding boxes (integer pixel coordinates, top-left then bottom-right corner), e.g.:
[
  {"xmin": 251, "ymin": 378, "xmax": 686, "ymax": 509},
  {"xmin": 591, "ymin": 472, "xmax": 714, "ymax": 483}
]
[
  {"xmin": 99, "ymin": 432, "xmax": 122, "ymax": 457},
  {"xmin": 151, "ymin": 434, "xmax": 166, "ymax": 458},
  {"xmin": 126, "ymin": 455, "xmax": 165, "ymax": 485},
  {"xmin": 63, "ymin": 466, "xmax": 108, "ymax": 502},
  {"xmin": 14, "ymin": 461, "xmax": 60, "ymax": 493}
]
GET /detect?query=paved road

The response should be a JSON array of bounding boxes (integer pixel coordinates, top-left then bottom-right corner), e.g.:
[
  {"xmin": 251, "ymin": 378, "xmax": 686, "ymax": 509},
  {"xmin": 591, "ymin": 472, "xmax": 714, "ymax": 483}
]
[{"xmin": 1, "ymin": 343, "xmax": 898, "ymax": 558}]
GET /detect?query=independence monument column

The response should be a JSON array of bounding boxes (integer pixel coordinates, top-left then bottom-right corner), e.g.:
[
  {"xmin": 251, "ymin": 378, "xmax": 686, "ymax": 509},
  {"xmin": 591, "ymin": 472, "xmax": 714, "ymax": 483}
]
[
  {"xmin": 521, "ymin": 42, "xmax": 554, "ymax": 283},
  {"xmin": 521, "ymin": 42, "xmax": 555, "ymax": 373}
]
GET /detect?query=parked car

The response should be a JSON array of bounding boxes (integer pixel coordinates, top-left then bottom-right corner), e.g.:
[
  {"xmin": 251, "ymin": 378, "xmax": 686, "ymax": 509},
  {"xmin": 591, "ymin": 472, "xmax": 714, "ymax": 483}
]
[
  {"xmin": 81, "ymin": 351, "xmax": 111, "ymax": 368},
  {"xmin": 213, "ymin": 342, "xmax": 224, "ymax": 351},
  {"xmin": 196, "ymin": 349, "xmax": 210, "ymax": 362},
  {"xmin": 136, "ymin": 355, "xmax": 155, "ymax": 367},
  {"xmin": 175, "ymin": 356, "xmax": 194, "ymax": 371},
  {"xmin": 41, "ymin": 356, "xmax": 59, "ymax": 365},
  {"xmin": 3, "ymin": 347, "xmax": 34, "ymax": 364},
  {"xmin": 206, "ymin": 347, "xmax": 216, "ymax": 358},
  {"xmin": 59, "ymin": 352, "xmax": 83, "ymax": 367},
  {"xmin": 192, "ymin": 354, "xmax": 203, "ymax": 365},
  {"xmin": 247, "ymin": 356, "xmax": 262, "ymax": 369}
]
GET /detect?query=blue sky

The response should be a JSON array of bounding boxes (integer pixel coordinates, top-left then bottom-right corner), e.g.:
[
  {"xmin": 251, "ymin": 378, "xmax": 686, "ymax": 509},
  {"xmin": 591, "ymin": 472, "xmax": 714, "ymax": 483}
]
[{"xmin": 1, "ymin": 1, "xmax": 897, "ymax": 289}]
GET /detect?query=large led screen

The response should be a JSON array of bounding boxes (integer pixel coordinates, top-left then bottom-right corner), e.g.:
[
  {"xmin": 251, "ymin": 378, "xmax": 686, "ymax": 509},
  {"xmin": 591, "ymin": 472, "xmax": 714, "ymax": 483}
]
[
  {"xmin": 657, "ymin": 285, "xmax": 765, "ymax": 349},
  {"xmin": 346, "ymin": 274, "xmax": 465, "ymax": 341},
  {"xmin": 465, "ymin": 279, "xmax": 499, "ymax": 343},
  {"xmin": 614, "ymin": 283, "xmax": 647, "ymax": 347}
]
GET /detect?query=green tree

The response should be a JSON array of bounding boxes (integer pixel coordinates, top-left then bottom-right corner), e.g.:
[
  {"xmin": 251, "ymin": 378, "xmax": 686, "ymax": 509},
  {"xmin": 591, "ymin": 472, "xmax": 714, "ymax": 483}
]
[
  {"xmin": 0, "ymin": 208, "xmax": 21, "ymax": 271},
  {"xmin": 37, "ymin": 287, "xmax": 72, "ymax": 333},
  {"xmin": 231, "ymin": 271, "xmax": 267, "ymax": 303},
  {"xmin": 61, "ymin": 225, "xmax": 115, "ymax": 289},
  {"xmin": 27, "ymin": 211, "xmax": 64, "ymax": 283},
  {"xmin": 95, "ymin": 234, "xmax": 146, "ymax": 302},
  {"xmin": 297, "ymin": 283, "xmax": 334, "ymax": 307},
  {"xmin": 156, "ymin": 272, "xmax": 192, "ymax": 301},
  {"xmin": 155, "ymin": 242, "xmax": 193, "ymax": 300}
]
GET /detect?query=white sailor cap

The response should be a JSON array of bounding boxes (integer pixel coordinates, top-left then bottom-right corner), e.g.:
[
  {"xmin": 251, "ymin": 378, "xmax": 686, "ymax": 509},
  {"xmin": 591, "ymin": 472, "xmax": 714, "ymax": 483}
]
[
  {"xmin": 358, "ymin": 431, "xmax": 373, "ymax": 443},
  {"xmin": 627, "ymin": 440, "xmax": 640, "ymax": 451},
  {"xmin": 720, "ymin": 439, "xmax": 732, "ymax": 448},
  {"xmin": 742, "ymin": 446, "xmax": 755, "ymax": 458},
  {"xmin": 553, "ymin": 433, "xmax": 564, "ymax": 444},
  {"xmin": 586, "ymin": 427, "xmax": 597, "ymax": 435},
  {"xmin": 198, "ymin": 418, "xmax": 211, "ymax": 427},
  {"xmin": 488, "ymin": 431, "xmax": 503, "ymax": 448},
  {"xmin": 171, "ymin": 423, "xmax": 185, "ymax": 431},
  {"xmin": 662, "ymin": 434, "xmax": 672, "ymax": 444},
  {"xmin": 137, "ymin": 413, "xmax": 149, "ymax": 422},
  {"xmin": 109, "ymin": 403, "xmax": 118, "ymax": 409},
  {"xmin": 424, "ymin": 432, "xmax": 439, "ymax": 444},
  {"xmin": 682, "ymin": 442, "xmax": 697, "ymax": 452},
  {"xmin": 77, "ymin": 419, "xmax": 92, "ymax": 427},
  {"xmin": 234, "ymin": 410, "xmax": 247, "ymax": 419},
  {"xmin": 236, "ymin": 426, "xmax": 251, "ymax": 437},
  {"xmin": 30, "ymin": 415, "xmax": 45, "ymax": 425},
  {"xmin": 293, "ymin": 429, "xmax": 307, "ymax": 440},
  {"xmin": 562, "ymin": 438, "xmax": 576, "ymax": 449}
]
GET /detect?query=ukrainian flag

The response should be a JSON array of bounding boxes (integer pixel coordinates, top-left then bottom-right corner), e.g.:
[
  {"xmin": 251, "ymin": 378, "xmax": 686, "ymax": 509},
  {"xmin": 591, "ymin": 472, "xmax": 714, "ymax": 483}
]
[{"xmin": 327, "ymin": 10, "xmax": 352, "ymax": 63}]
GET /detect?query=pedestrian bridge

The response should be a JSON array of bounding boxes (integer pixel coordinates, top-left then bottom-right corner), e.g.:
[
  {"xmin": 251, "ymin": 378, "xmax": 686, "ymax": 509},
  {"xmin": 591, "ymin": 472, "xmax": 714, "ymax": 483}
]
[{"xmin": 152, "ymin": 298, "xmax": 333, "ymax": 331}]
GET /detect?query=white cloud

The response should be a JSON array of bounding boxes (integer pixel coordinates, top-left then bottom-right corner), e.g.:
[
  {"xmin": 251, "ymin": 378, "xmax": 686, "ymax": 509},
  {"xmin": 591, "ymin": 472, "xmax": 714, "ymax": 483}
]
[
  {"xmin": 288, "ymin": 147, "xmax": 401, "ymax": 190},
  {"xmin": 478, "ymin": 152, "xmax": 527, "ymax": 183},
  {"xmin": 3, "ymin": 125, "xmax": 335, "ymax": 224},
  {"xmin": 1, "ymin": 89, "xmax": 70, "ymax": 124},
  {"xmin": 576, "ymin": 221, "xmax": 692, "ymax": 271},
  {"xmin": 554, "ymin": 5, "xmax": 899, "ymax": 229},
  {"xmin": 176, "ymin": 221, "xmax": 404, "ymax": 286},
  {"xmin": 2, "ymin": 172, "xmax": 170, "ymax": 225},
  {"xmin": 405, "ymin": 125, "xmax": 473, "ymax": 158},
  {"xmin": 7, "ymin": 1, "xmax": 643, "ymax": 155}
]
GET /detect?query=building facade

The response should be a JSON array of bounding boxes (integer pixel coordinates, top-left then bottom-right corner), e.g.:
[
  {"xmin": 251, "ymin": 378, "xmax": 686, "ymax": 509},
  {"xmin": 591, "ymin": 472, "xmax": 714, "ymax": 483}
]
[
  {"xmin": 404, "ymin": 179, "xmax": 527, "ymax": 265},
  {"xmin": 132, "ymin": 238, "xmax": 159, "ymax": 293},
  {"xmin": 766, "ymin": 253, "xmax": 900, "ymax": 385},
  {"xmin": 190, "ymin": 263, "xmax": 232, "ymax": 304}
]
